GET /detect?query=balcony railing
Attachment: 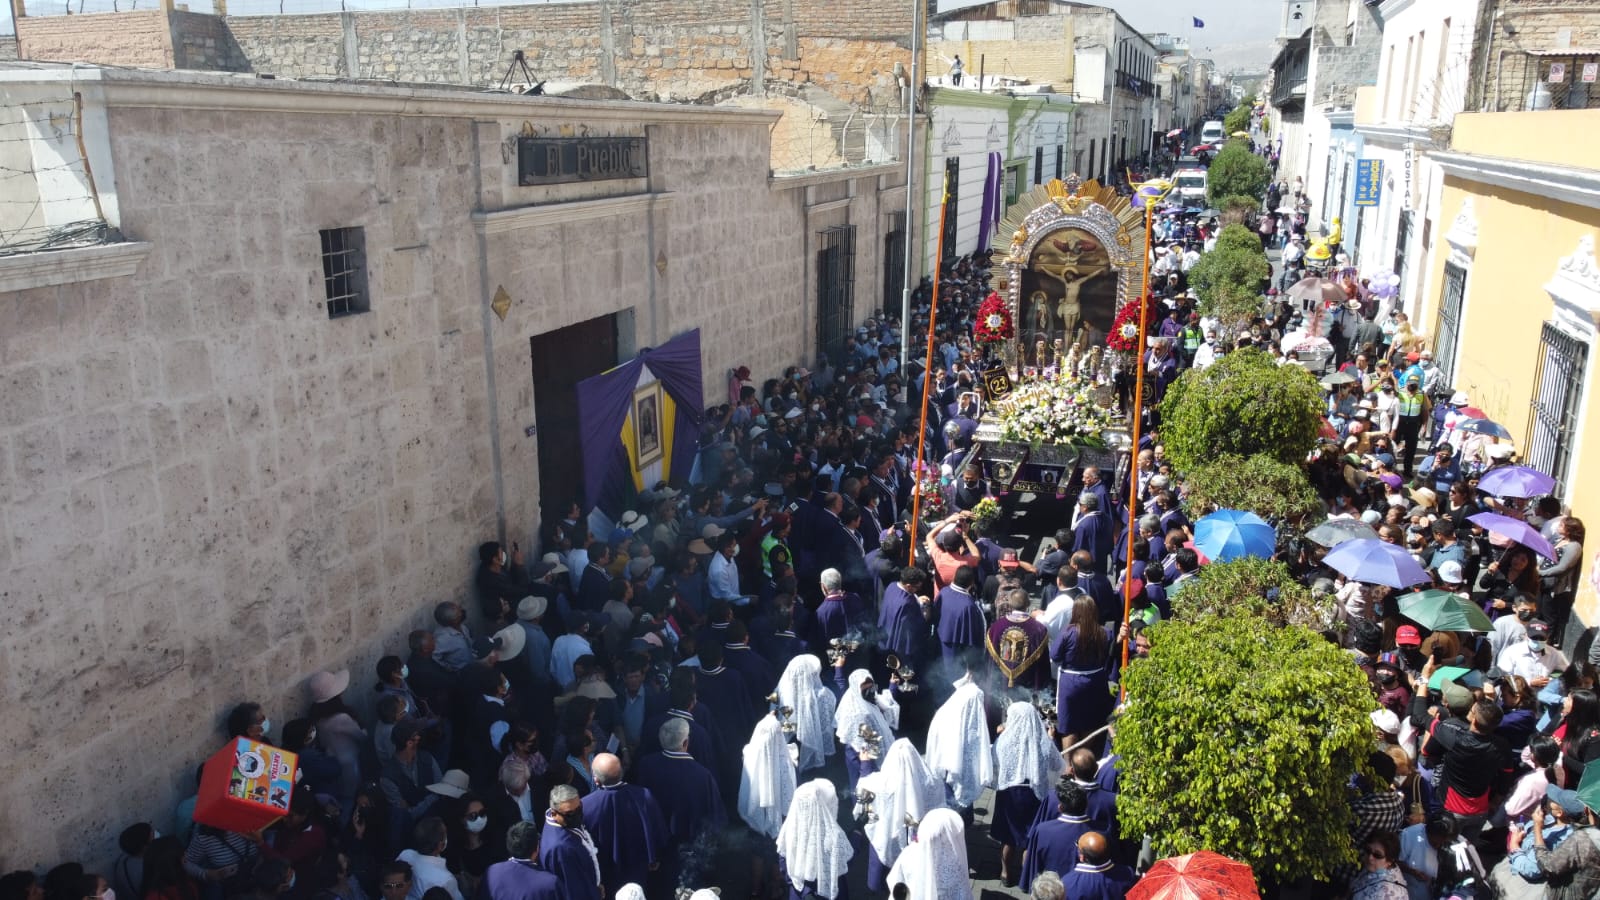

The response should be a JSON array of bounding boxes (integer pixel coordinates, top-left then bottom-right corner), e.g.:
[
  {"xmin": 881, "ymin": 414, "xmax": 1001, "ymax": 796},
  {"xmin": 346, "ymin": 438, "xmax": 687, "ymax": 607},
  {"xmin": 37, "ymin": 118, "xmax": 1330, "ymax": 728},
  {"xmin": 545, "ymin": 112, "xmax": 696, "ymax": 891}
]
[
  {"xmin": 1271, "ymin": 74, "xmax": 1308, "ymax": 107},
  {"xmin": 1492, "ymin": 52, "xmax": 1600, "ymax": 112}
]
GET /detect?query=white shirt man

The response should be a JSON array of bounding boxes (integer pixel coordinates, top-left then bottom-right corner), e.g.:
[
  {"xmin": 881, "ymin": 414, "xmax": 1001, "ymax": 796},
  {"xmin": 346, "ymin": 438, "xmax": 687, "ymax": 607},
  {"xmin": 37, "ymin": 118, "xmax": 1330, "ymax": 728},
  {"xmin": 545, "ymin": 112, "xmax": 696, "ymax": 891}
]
[
  {"xmin": 1495, "ymin": 623, "xmax": 1568, "ymax": 686},
  {"xmin": 707, "ymin": 541, "xmax": 743, "ymax": 602}
]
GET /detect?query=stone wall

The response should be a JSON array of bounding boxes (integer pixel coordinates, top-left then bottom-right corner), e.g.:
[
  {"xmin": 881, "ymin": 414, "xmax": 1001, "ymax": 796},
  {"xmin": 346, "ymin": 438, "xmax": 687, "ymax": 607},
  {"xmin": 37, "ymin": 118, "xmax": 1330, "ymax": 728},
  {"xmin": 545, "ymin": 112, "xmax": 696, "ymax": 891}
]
[
  {"xmin": 15, "ymin": 9, "xmax": 173, "ymax": 68},
  {"xmin": 171, "ymin": 10, "xmax": 251, "ymax": 72},
  {"xmin": 0, "ymin": 70, "xmax": 902, "ymax": 871},
  {"xmin": 1311, "ymin": 0, "xmax": 1381, "ymax": 108},
  {"xmin": 0, "ymin": 36, "xmax": 18, "ymax": 61}
]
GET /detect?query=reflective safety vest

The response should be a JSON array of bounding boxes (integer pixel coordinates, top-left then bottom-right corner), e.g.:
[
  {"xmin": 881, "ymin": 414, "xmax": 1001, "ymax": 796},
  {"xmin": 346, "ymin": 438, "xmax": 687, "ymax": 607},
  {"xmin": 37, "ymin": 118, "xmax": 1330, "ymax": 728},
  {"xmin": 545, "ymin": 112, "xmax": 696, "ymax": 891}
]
[
  {"xmin": 1397, "ymin": 390, "xmax": 1425, "ymax": 417},
  {"xmin": 760, "ymin": 534, "xmax": 790, "ymax": 577},
  {"xmin": 1181, "ymin": 326, "xmax": 1203, "ymax": 352}
]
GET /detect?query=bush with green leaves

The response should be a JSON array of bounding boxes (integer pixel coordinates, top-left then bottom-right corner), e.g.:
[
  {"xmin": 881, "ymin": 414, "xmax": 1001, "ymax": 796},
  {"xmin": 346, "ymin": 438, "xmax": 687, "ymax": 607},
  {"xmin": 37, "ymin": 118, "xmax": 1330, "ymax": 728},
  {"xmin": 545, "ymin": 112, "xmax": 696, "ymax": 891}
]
[
  {"xmin": 1117, "ymin": 615, "xmax": 1375, "ymax": 882},
  {"xmin": 1166, "ymin": 555, "xmax": 1336, "ymax": 630},
  {"xmin": 1223, "ymin": 104, "xmax": 1251, "ymax": 136},
  {"xmin": 1182, "ymin": 453, "xmax": 1322, "ymax": 527},
  {"xmin": 1206, "ymin": 140, "xmax": 1272, "ymax": 207},
  {"xmin": 1184, "ymin": 224, "xmax": 1271, "ymax": 328},
  {"xmin": 1219, "ymin": 195, "xmax": 1260, "ymax": 226},
  {"xmin": 1159, "ymin": 347, "xmax": 1324, "ymax": 472}
]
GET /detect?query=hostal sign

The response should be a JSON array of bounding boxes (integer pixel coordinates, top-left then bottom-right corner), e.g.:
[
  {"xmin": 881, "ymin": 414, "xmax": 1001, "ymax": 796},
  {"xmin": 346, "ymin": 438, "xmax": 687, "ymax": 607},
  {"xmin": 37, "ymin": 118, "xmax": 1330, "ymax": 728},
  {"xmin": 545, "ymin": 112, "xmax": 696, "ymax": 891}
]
[{"xmin": 518, "ymin": 136, "xmax": 648, "ymax": 186}]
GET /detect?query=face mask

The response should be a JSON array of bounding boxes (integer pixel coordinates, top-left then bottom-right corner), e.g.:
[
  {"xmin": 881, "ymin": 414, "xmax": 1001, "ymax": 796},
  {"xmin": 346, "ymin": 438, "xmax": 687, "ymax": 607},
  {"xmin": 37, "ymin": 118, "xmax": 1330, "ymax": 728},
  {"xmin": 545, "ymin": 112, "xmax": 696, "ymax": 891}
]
[
  {"xmin": 669, "ymin": 596, "xmax": 678, "ymax": 608},
  {"xmin": 1529, "ymin": 641, "xmax": 1546, "ymax": 652},
  {"xmin": 1516, "ymin": 609, "xmax": 1534, "ymax": 622},
  {"xmin": 307, "ymin": 729, "xmax": 318, "ymax": 745},
  {"xmin": 561, "ymin": 807, "xmax": 584, "ymax": 829},
  {"xmin": 401, "ymin": 664, "xmax": 410, "ymax": 678},
  {"xmin": 500, "ymin": 551, "xmax": 508, "ymax": 567},
  {"xmin": 260, "ymin": 719, "xmax": 272, "ymax": 737},
  {"xmin": 100, "ymin": 891, "xmax": 116, "ymax": 900},
  {"xmin": 861, "ymin": 684, "xmax": 876, "ymax": 700},
  {"xmin": 732, "ymin": 546, "xmax": 740, "ymax": 557},
  {"xmin": 465, "ymin": 814, "xmax": 488, "ymax": 833}
]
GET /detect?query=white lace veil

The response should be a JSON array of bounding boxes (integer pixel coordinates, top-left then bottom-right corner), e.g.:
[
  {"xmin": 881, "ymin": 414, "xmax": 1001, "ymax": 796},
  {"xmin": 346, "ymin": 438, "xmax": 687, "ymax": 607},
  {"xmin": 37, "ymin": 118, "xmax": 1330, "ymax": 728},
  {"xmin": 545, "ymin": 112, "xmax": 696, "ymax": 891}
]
[
  {"xmin": 857, "ymin": 738, "xmax": 946, "ymax": 869},
  {"xmin": 739, "ymin": 713, "xmax": 797, "ymax": 838},
  {"xmin": 777, "ymin": 655, "xmax": 837, "ymax": 771},
  {"xmin": 924, "ymin": 681, "xmax": 995, "ymax": 808},
  {"xmin": 834, "ymin": 668, "xmax": 897, "ymax": 751},
  {"xmin": 993, "ymin": 701, "xmax": 1065, "ymax": 800},
  {"xmin": 885, "ymin": 807, "xmax": 973, "ymax": 900},
  {"xmin": 775, "ymin": 779, "xmax": 854, "ymax": 899}
]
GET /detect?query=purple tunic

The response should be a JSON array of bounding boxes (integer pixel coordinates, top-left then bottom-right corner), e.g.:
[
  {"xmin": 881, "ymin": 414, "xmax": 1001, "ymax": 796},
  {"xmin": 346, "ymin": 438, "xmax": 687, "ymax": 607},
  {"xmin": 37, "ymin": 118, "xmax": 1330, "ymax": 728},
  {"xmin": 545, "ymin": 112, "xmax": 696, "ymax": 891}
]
[
  {"xmin": 1061, "ymin": 860, "xmax": 1138, "ymax": 900},
  {"xmin": 935, "ymin": 585, "xmax": 985, "ymax": 662},
  {"xmin": 991, "ymin": 784, "xmax": 1043, "ymax": 848},
  {"xmin": 814, "ymin": 592, "xmax": 868, "ymax": 648},
  {"xmin": 536, "ymin": 817, "xmax": 601, "ymax": 900},
  {"xmin": 478, "ymin": 858, "xmax": 562, "ymax": 900},
  {"xmin": 985, "ymin": 612, "xmax": 1050, "ymax": 690},
  {"xmin": 1020, "ymin": 814, "xmax": 1093, "ymax": 892},
  {"xmin": 631, "ymin": 750, "xmax": 725, "ymax": 845},
  {"xmin": 877, "ymin": 583, "xmax": 926, "ymax": 663},
  {"xmin": 579, "ymin": 782, "xmax": 667, "ymax": 891},
  {"xmin": 1052, "ymin": 625, "xmax": 1114, "ymax": 740}
]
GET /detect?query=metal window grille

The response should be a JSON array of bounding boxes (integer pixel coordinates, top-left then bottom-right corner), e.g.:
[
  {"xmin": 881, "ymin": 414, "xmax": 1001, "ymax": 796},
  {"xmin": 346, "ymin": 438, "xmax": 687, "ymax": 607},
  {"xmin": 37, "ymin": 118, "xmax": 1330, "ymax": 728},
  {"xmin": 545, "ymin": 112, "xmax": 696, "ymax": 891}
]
[
  {"xmin": 1500, "ymin": 53, "xmax": 1600, "ymax": 112},
  {"xmin": 1434, "ymin": 262, "xmax": 1467, "ymax": 387},
  {"xmin": 1526, "ymin": 322, "xmax": 1588, "ymax": 496},
  {"xmin": 1034, "ymin": 147, "xmax": 1044, "ymax": 186},
  {"xmin": 319, "ymin": 227, "xmax": 370, "ymax": 318},
  {"xmin": 882, "ymin": 212, "xmax": 906, "ymax": 316},
  {"xmin": 816, "ymin": 225, "xmax": 857, "ymax": 366}
]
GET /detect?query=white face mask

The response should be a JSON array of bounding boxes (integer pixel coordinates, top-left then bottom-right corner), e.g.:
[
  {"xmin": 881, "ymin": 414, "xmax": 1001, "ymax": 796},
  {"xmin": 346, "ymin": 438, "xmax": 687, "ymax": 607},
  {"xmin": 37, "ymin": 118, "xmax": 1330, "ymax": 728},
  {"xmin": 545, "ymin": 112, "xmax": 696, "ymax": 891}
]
[
  {"xmin": 307, "ymin": 728, "xmax": 318, "ymax": 745},
  {"xmin": 500, "ymin": 551, "xmax": 508, "ymax": 566},
  {"xmin": 400, "ymin": 664, "xmax": 410, "ymax": 679},
  {"xmin": 465, "ymin": 815, "xmax": 488, "ymax": 834},
  {"xmin": 260, "ymin": 718, "xmax": 272, "ymax": 737}
]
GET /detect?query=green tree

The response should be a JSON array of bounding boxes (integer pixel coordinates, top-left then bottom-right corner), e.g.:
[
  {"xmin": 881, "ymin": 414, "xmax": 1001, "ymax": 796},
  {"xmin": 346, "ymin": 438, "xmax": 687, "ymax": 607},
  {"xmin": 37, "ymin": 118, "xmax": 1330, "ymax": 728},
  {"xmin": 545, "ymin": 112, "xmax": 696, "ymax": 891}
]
[
  {"xmin": 1206, "ymin": 140, "xmax": 1272, "ymax": 207},
  {"xmin": 1117, "ymin": 616, "xmax": 1375, "ymax": 882},
  {"xmin": 1166, "ymin": 556, "xmax": 1336, "ymax": 630},
  {"xmin": 1159, "ymin": 347, "xmax": 1324, "ymax": 472},
  {"xmin": 1182, "ymin": 453, "xmax": 1323, "ymax": 526},
  {"xmin": 1184, "ymin": 224, "xmax": 1271, "ymax": 328},
  {"xmin": 1223, "ymin": 104, "xmax": 1251, "ymax": 136}
]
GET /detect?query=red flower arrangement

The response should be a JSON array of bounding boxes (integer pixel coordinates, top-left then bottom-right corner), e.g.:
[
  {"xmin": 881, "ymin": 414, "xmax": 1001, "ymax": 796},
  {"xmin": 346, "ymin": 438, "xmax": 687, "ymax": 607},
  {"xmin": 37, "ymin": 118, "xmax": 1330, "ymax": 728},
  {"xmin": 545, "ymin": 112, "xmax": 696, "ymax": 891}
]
[
  {"xmin": 972, "ymin": 292, "xmax": 1015, "ymax": 345},
  {"xmin": 1106, "ymin": 295, "xmax": 1155, "ymax": 352}
]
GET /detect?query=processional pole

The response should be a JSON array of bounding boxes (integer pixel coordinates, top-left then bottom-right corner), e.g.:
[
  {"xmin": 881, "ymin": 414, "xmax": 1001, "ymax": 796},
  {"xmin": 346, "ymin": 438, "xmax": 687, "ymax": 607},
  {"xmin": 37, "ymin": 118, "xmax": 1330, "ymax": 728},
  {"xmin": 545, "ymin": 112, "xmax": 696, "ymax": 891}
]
[{"xmin": 908, "ymin": 173, "xmax": 952, "ymax": 555}]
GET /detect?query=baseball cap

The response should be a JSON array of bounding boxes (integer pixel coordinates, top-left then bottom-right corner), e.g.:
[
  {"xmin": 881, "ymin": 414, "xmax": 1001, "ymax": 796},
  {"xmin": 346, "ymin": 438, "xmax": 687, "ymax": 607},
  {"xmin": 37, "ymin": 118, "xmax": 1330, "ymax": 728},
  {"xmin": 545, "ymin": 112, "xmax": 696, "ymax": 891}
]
[
  {"xmin": 1437, "ymin": 560, "xmax": 1464, "ymax": 584},
  {"xmin": 1000, "ymin": 548, "xmax": 1021, "ymax": 569},
  {"xmin": 1546, "ymin": 785, "xmax": 1591, "ymax": 816},
  {"xmin": 1526, "ymin": 620, "xmax": 1552, "ymax": 642},
  {"xmin": 1395, "ymin": 625, "xmax": 1422, "ymax": 646}
]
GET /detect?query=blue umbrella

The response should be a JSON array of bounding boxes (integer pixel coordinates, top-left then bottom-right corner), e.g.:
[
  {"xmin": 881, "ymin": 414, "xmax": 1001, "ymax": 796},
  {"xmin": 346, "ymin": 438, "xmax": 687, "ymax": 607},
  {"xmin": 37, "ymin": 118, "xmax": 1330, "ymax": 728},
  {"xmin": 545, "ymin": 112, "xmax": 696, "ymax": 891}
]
[
  {"xmin": 1467, "ymin": 512, "xmax": 1558, "ymax": 560},
  {"xmin": 1456, "ymin": 418, "xmax": 1513, "ymax": 439},
  {"xmin": 1477, "ymin": 465, "xmax": 1556, "ymax": 499},
  {"xmin": 1322, "ymin": 538, "xmax": 1431, "ymax": 588},
  {"xmin": 1193, "ymin": 510, "xmax": 1277, "ymax": 562}
]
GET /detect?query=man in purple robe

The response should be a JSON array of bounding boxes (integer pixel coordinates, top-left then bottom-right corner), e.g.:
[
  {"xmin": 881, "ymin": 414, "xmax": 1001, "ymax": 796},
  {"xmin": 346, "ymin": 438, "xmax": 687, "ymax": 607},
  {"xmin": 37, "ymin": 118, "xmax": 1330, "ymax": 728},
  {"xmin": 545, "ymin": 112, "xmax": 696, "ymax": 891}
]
[
  {"xmin": 579, "ymin": 753, "xmax": 667, "ymax": 893},
  {"xmin": 878, "ymin": 566, "xmax": 930, "ymax": 668},
  {"xmin": 813, "ymin": 567, "xmax": 868, "ymax": 653},
  {"xmin": 631, "ymin": 718, "xmax": 726, "ymax": 893},
  {"xmin": 1021, "ymin": 780, "xmax": 1095, "ymax": 893},
  {"xmin": 480, "ymin": 821, "xmax": 561, "ymax": 900},
  {"xmin": 537, "ymin": 785, "xmax": 601, "ymax": 900},
  {"xmin": 985, "ymin": 591, "xmax": 1050, "ymax": 691},
  {"xmin": 721, "ymin": 620, "xmax": 776, "ymax": 707},
  {"xmin": 1071, "ymin": 493, "xmax": 1115, "ymax": 573},
  {"xmin": 1060, "ymin": 832, "xmax": 1137, "ymax": 900},
  {"xmin": 935, "ymin": 565, "xmax": 986, "ymax": 664},
  {"xmin": 1032, "ymin": 750, "xmax": 1119, "ymax": 841},
  {"xmin": 638, "ymin": 674, "xmax": 721, "ymax": 777}
]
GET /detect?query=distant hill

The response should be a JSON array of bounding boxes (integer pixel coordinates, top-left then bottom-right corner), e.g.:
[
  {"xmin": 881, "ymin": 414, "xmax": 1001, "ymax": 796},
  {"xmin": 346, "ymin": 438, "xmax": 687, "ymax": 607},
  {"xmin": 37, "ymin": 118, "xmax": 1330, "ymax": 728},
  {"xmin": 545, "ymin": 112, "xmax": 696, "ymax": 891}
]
[{"xmin": 1198, "ymin": 39, "xmax": 1277, "ymax": 74}]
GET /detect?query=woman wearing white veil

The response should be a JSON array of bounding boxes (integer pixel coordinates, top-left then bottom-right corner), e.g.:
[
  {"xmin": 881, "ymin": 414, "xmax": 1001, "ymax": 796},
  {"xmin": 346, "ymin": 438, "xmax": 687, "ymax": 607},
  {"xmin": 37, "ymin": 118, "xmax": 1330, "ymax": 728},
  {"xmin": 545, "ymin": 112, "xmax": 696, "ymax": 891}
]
[
  {"xmin": 833, "ymin": 668, "xmax": 899, "ymax": 787},
  {"xmin": 924, "ymin": 680, "xmax": 994, "ymax": 811},
  {"xmin": 856, "ymin": 738, "xmax": 945, "ymax": 893},
  {"xmin": 740, "ymin": 712, "xmax": 798, "ymax": 838},
  {"xmin": 777, "ymin": 655, "xmax": 838, "ymax": 775},
  {"xmin": 776, "ymin": 779, "xmax": 854, "ymax": 900},
  {"xmin": 991, "ymin": 701, "xmax": 1066, "ymax": 886},
  {"xmin": 886, "ymin": 807, "xmax": 973, "ymax": 900}
]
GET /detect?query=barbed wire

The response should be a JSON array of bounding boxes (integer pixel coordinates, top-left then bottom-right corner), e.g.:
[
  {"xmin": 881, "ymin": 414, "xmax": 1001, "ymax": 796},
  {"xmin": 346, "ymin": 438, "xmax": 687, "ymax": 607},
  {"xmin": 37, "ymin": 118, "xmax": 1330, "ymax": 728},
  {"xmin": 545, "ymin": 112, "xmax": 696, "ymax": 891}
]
[
  {"xmin": 0, "ymin": 91, "xmax": 113, "ymax": 257},
  {"xmin": 21, "ymin": 0, "xmax": 604, "ymax": 16}
]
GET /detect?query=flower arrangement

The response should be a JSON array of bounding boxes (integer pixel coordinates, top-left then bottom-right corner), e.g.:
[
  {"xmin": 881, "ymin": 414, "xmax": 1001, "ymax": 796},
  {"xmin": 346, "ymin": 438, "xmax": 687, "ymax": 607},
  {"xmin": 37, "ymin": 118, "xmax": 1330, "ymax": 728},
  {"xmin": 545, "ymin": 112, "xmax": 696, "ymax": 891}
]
[
  {"xmin": 997, "ymin": 376, "xmax": 1114, "ymax": 449},
  {"xmin": 970, "ymin": 496, "xmax": 1002, "ymax": 532},
  {"xmin": 972, "ymin": 292, "xmax": 1015, "ymax": 346},
  {"xmin": 1106, "ymin": 296, "xmax": 1154, "ymax": 352},
  {"xmin": 913, "ymin": 474, "xmax": 949, "ymax": 521}
]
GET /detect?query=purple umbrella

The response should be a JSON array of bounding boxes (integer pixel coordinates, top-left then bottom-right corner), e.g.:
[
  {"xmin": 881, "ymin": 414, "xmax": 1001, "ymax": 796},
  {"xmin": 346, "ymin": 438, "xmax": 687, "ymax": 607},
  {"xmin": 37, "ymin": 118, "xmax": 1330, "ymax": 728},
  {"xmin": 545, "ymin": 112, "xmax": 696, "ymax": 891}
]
[
  {"xmin": 1477, "ymin": 465, "xmax": 1557, "ymax": 499},
  {"xmin": 1467, "ymin": 512, "xmax": 1558, "ymax": 561},
  {"xmin": 1322, "ymin": 538, "xmax": 1432, "ymax": 589}
]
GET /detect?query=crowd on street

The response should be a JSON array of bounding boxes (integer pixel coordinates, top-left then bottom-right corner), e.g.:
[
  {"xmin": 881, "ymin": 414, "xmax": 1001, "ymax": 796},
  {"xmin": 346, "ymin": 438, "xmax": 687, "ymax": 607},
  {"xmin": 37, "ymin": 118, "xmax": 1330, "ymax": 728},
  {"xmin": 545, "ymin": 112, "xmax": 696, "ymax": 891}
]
[{"xmin": 4, "ymin": 219, "xmax": 1599, "ymax": 900}]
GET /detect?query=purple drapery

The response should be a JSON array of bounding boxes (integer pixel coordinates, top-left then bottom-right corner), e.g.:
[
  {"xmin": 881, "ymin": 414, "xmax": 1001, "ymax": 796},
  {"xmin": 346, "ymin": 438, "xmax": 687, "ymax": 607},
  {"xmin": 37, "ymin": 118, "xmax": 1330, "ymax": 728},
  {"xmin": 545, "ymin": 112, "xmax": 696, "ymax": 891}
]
[
  {"xmin": 976, "ymin": 151, "xmax": 1005, "ymax": 252},
  {"xmin": 574, "ymin": 329, "xmax": 704, "ymax": 518}
]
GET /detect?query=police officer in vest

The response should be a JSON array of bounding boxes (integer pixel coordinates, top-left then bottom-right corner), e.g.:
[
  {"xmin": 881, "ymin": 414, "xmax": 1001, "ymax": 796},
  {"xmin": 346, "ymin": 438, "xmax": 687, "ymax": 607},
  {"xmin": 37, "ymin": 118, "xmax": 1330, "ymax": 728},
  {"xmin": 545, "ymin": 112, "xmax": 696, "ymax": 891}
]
[{"xmin": 1391, "ymin": 373, "xmax": 1432, "ymax": 479}]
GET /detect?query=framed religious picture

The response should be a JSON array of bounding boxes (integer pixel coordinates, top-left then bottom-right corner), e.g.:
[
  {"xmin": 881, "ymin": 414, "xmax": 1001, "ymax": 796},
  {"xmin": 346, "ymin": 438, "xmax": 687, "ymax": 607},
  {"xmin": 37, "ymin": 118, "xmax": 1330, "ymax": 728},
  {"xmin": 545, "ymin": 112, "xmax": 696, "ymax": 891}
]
[{"xmin": 633, "ymin": 383, "xmax": 664, "ymax": 469}]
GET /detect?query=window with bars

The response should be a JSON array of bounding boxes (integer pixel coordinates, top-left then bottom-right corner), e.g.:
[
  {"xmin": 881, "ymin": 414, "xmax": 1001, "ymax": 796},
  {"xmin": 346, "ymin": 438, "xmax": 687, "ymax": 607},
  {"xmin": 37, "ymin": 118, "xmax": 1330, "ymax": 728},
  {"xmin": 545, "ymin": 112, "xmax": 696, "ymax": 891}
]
[
  {"xmin": 1526, "ymin": 321, "xmax": 1588, "ymax": 496},
  {"xmin": 319, "ymin": 227, "xmax": 370, "ymax": 318}
]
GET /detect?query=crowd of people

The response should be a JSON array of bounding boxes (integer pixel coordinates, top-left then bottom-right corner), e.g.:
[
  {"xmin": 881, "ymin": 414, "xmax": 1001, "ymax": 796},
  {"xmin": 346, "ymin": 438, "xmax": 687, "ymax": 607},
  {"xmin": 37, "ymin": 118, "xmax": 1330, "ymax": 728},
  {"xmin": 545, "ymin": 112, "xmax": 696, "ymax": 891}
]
[{"xmin": 5, "ymin": 219, "xmax": 1599, "ymax": 900}]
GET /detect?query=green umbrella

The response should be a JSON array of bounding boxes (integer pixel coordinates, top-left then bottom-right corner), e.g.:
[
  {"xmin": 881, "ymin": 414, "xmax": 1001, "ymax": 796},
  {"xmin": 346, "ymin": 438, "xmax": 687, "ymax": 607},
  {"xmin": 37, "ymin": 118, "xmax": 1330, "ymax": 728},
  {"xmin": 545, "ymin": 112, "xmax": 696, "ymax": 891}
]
[
  {"xmin": 1398, "ymin": 590, "xmax": 1494, "ymax": 633},
  {"xmin": 1577, "ymin": 759, "xmax": 1600, "ymax": 816}
]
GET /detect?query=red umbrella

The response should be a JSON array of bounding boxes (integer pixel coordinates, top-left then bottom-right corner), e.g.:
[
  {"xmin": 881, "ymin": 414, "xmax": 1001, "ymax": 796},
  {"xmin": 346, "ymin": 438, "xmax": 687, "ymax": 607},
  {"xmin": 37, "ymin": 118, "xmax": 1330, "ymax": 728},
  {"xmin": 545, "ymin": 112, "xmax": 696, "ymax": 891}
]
[
  {"xmin": 1319, "ymin": 417, "xmax": 1339, "ymax": 440},
  {"xmin": 1181, "ymin": 541, "xmax": 1212, "ymax": 566},
  {"xmin": 1129, "ymin": 851, "xmax": 1261, "ymax": 900},
  {"xmin": 1459, "ymin": 406, "xmax": 1487, "ymax": 419}
]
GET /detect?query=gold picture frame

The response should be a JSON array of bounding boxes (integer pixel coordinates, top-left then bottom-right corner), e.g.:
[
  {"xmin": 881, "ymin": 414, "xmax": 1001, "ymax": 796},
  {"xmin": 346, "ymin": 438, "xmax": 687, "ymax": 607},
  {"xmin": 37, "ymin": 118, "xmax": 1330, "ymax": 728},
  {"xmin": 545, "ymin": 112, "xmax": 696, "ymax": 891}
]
[{"xmin": 633, "ymin": 382, "xmax": 664, "ymax": 469}]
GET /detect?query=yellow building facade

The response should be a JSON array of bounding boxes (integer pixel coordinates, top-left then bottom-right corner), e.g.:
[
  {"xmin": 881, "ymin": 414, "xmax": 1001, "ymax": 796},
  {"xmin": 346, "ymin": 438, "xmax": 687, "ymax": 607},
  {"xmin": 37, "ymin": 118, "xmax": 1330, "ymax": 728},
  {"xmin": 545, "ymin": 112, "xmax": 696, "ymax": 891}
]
[{"xmin": 1417, "ymin": 109, "xmax": 1600, "ymax": 639}]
